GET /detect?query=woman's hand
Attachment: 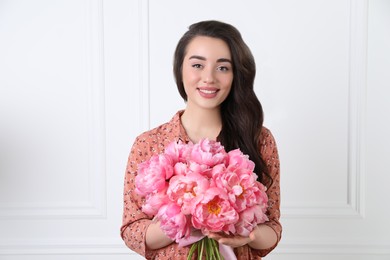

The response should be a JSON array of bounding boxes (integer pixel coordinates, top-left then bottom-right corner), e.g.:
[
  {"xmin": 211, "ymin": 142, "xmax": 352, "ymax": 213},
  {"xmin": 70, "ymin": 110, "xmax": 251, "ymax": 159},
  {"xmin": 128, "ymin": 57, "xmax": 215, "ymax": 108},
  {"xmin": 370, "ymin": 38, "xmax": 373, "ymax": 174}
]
[
  {"xmin": 145, "ymin": 221, "xmax": 174, "ymax": 250},
  {"xmin": 207, "ymin": 228, "xmax": 257, "ymax": 248},
  {"xmin": 208, "ymin": 224, "xmax": 277, "ymax": 250},
  {"xmin": 208, "ymin": 224, "xmax": 278, "ymax": 250}
]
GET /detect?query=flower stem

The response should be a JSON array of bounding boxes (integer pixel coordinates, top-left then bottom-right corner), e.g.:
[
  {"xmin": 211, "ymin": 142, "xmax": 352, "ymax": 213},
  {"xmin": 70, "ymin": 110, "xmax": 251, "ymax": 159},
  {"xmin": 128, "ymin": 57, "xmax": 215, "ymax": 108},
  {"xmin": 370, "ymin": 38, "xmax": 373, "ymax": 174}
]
[
  {"xmin": 187, "ymin": 237, "xmax": 223, "ymax": 260},
  {"xmin": 198, "ymin": 238, "xmax": 204, "ymax": 260},
  {"xmin": 187, "ymin": 242, "xmax": 198, "ymax": 260}
]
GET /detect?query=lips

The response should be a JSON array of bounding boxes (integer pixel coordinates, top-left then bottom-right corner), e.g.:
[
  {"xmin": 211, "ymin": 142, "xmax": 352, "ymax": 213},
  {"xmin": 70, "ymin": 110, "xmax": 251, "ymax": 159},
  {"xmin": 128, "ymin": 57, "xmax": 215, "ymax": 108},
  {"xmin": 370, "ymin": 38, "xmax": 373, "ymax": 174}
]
[
  {"xmin": 199, "ymin": 88, "xmax": 217, "ymax": 94},
  {"xmin": 197, "ymin": 87, "xmax": 219, "ymax": 98}
]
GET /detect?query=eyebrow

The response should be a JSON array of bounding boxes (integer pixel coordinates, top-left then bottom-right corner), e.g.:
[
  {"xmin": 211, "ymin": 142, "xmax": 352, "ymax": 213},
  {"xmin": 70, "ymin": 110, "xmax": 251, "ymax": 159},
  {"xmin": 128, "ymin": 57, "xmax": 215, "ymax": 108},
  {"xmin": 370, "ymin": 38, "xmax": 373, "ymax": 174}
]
[{"xmin": 189, "ymin": 55, "xmax": 232, "ymax": 64}]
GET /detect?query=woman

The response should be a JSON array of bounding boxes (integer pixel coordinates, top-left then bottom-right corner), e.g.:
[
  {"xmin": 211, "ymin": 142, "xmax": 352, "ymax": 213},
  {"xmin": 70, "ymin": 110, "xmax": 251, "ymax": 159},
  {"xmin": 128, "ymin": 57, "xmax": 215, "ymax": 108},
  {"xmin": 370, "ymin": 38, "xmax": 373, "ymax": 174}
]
[{"xmin": 121, "ymin": 20, "xmax": 282, "ymax": 259}]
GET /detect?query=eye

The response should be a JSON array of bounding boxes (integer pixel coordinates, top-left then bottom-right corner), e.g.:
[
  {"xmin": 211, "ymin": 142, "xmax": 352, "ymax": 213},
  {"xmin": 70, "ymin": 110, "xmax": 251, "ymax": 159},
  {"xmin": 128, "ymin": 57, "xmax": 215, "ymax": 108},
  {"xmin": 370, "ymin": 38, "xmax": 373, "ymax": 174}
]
[
  {"xmin": 192, "ymin": 64, "xmax": 203, "ymax": 69},
  {"xmin": 217, "ymin": 66, "xmax": 230, "ymax": 72}
]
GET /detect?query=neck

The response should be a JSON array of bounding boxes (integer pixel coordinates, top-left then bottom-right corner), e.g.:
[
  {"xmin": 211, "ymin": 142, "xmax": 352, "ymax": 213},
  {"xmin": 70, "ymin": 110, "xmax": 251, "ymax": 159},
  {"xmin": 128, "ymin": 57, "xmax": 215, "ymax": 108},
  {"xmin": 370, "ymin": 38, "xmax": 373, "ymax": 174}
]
[{"xmin": 181, "ymin": 107, "xmax": 222, "ymax": 143}]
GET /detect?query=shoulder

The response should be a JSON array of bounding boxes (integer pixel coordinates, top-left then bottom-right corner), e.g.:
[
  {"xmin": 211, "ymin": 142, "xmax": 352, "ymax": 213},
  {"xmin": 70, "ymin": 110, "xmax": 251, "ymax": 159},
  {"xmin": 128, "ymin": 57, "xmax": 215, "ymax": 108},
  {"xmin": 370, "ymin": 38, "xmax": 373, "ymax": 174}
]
[
  {"xmin": 134, "ymin": 122, "xmax": 171, "ymax": 149},
  {"xmin": 259, "ymin": 126, "xmax": 279, "ymax": 158},
  {"xmin": 131, "ymin": 111, "xmax": 182, "ymax": 156},
  {"xmin": 259, "ymin": 126, "xmax": 276, "ymax": 145}
]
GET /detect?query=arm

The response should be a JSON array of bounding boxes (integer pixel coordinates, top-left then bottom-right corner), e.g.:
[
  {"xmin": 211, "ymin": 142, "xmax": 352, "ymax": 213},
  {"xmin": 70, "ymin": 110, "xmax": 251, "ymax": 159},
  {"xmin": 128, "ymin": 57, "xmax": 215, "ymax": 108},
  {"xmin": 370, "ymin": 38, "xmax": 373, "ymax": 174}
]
[
  {"xmin": 256, "ymin": 128, "xmax": 282, "ymax": 253},
  {"xmin": 145, "ymin": 221, "xmax": 173, "ymax": 250},
  {"xmin": 120, "ymin": 136, "xmax": 173, "ymax": 258},
  {"xmin": 248, "ymin": 223, "xmax": 278, "ymax": 249},
  {"xmin": 251, "ymin": 127, "xmax": 282, "ymax": 255}
]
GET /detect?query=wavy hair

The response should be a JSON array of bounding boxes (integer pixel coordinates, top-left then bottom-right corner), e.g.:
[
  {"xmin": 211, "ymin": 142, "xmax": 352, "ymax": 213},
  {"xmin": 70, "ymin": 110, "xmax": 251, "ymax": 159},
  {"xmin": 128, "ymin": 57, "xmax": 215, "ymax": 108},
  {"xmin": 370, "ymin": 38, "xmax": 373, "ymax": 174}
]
[{"xmin": 173, "ymin": 20, "xmax": 272, "ymax": 187}]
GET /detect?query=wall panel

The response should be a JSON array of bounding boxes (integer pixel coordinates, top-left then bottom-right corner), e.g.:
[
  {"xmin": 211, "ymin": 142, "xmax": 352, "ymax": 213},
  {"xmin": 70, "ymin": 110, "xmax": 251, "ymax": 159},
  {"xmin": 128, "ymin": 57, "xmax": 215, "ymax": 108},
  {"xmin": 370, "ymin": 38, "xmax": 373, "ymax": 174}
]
[{"xmin": 0, "ymin": 0, "xmax": 389, "ymax": 259}]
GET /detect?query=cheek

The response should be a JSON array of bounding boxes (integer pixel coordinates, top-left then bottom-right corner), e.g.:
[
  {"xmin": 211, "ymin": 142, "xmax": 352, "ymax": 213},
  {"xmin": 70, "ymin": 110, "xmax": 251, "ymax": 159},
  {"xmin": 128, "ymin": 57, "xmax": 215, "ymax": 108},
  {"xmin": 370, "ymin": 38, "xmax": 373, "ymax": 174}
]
[
  {"xmin": 182, "ymin": 70, "xmax": 200, "ymax": 88},
  {"xmin": 223, "ymin": 75, "xmax": 234, "ymax": 90},
  {"xmin": 182, "ymin": 73, "xmax": 195, "ymax": 95}
]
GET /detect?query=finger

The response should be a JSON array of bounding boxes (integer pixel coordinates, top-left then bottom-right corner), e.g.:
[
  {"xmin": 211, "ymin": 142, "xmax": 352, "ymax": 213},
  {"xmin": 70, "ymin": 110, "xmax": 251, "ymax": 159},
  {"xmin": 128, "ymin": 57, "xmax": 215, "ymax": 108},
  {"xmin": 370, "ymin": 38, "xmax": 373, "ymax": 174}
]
[
  {"xmin": 208, "ymin": 233, "xmax": 222, "ymax": 240},
  {"xmin": 249, "ymin": 232, "xmax": 256, "ymax": 241},
  {"xmin": 218, "ymin": 238, "xmax": 233, "ymax": 247},
  {"xmin": 219, "ymin": 237, "xmax": 249, "ymax": 248}
]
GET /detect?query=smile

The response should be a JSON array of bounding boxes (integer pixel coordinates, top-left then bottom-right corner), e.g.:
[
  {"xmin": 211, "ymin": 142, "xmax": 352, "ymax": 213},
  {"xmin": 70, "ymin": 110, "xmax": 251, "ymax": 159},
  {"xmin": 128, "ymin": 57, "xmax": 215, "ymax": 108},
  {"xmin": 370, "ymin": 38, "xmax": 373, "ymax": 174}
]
[
  {"xmin": 198, "ymin": 89, "xmax": 218, "ymax": 94},
  {"xmin": 197, "ymin": 88, "xmax": 219, "ymax": 99}
]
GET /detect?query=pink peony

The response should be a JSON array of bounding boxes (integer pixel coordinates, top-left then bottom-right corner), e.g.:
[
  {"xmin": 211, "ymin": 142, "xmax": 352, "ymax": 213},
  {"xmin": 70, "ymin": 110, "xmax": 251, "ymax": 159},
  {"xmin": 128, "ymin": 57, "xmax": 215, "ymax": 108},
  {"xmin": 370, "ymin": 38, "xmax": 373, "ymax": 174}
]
[
  {"xmin": 190, "ymin": 139, "xmax": 228, "ymax": 167},
  {"xmin": 164, "ymin": 140, "xmax": 192, "ymax": 164},
  {"xmin": 236, "ymin": 180, "xmax": 268, "ymax": 211},
  {"xmin": 135, "ymin": 154, "xmax": 173, "ymax": 196},
  {"xmin": 188, "ymin": 161, "xmax": 211, "ymax": 177},
  {"xmin": 157, "ymin": 203, "xmax": 191, "ymax": 242},
  {"xmin": 191, "ymin": 187, "xmax": 238, "ymax": 234},
  {"xmin": 167, "ymin": 173, "xmax": 209, "ymax": 215},
  {"xmin": 173, "ymin": 162, "xmax": 189, "ymax": 176},
  {"xmin": 141, "ymin": 188, "xmax": 169, "ymax": 217},
  {"xmin": 227, "ymin": 149, "xmax": 255, "ymax": 172},
  {"xmin": 172, "ymin": 161, "xmax": 210, "ymax": 177},
  {"xmin": 235, "ymin": 205, "xmax": 269, "ymax": 237},
  {"xmin": 213, "ymin": 163, "xmax": 261, "ymax": 212}
]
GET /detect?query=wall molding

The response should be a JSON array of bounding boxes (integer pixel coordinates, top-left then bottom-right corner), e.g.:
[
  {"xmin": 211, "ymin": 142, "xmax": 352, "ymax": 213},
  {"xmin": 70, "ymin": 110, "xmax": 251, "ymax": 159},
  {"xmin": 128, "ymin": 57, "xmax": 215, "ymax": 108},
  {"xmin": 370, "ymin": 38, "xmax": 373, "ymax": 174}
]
[
  {"xmin": 138, "ymin": 0, "xmax": 151, "ymax": 132},
  {"xmin": 0, "ymin": 0, "xmax": 106, "ymax": 219},
  {"xmin": 282, "ymin": 0, "xmax": 368, "ymax": 219},
  {"xmin": 275, "ymin": 242, "xmax": 390, "ymax": 255},
  {"xmin": 0, "ymin": 239, "xmax": 128, "ymax": 255},
  {"xmin": 1, "ymin": 239, "xmax": 389, "ymax": 256},
  {"xmin": 84, "ymin": 0, "xmax": 107, "ymax": 219},
  {"xmin": 274, "ymin": 235, "xmax": 390, "ymax": 255},
  {"xmin": 0, "ymin": 0, "xmax": 373, "ymax": 258}
]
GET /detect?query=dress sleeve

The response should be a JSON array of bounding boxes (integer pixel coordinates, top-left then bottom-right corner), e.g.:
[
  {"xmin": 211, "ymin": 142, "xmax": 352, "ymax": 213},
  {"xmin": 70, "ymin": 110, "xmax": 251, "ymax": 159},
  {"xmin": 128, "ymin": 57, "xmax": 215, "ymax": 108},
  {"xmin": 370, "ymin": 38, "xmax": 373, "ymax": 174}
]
[
  {"xmin": 254, "ymin": 128, "xmax": 282, "ymax": 257},
  {"xmin": 120, "ymin": 136, "xmax": 158, "ymax": 259},
  {"xmin": 120, "ymin": 130, "xmax": 191, "ymax": 260}
]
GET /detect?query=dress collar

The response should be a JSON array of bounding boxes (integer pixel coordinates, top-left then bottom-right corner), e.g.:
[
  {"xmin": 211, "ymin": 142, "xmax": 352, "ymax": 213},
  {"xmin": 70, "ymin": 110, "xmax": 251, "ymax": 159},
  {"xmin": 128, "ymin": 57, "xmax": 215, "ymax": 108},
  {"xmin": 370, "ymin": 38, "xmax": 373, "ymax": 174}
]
[{"xmin": 170, "ymin": 110, "xmax": 191, "ymax": 143}]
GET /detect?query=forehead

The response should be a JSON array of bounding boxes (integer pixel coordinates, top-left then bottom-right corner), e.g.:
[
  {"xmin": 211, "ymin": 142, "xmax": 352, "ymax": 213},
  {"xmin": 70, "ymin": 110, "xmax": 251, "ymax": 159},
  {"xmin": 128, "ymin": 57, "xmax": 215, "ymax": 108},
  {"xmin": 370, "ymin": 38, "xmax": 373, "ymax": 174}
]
[{"xmin": 185, "ymin": 36, "xmax": 231, "ymax": 59}]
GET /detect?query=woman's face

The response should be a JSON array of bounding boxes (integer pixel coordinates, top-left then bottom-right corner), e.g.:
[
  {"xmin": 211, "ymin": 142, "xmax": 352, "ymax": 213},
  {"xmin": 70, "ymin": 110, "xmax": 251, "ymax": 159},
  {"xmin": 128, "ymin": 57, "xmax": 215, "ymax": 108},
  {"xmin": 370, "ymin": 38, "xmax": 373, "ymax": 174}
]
[{"xmin": 182, "ymin": 36, "xmax": 233, "ymax": 112}]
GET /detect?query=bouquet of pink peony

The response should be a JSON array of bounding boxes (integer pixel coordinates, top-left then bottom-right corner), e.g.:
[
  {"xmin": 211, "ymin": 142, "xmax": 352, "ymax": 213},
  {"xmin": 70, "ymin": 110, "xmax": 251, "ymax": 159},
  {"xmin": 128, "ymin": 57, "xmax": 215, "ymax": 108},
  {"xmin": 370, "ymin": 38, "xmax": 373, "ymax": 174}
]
[{"xmin": 135, "ymin": 139, "xmax": 269, "ymax": 259}]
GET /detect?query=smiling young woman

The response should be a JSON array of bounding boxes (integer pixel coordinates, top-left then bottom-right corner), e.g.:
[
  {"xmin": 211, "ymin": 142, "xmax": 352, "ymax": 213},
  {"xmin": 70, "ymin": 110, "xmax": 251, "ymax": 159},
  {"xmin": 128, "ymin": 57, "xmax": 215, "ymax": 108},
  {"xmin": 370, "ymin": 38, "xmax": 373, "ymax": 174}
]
[
  {"xmin": 121, "ymin": 20, "xmax": 282, "ymax": 260},
  {"xmin": 180, "ymin": 36, "xmax": 234, "ymax": 143},
  {"xmin": 182, "ymin": 36, "xmax": 233, "ymax": 111}
]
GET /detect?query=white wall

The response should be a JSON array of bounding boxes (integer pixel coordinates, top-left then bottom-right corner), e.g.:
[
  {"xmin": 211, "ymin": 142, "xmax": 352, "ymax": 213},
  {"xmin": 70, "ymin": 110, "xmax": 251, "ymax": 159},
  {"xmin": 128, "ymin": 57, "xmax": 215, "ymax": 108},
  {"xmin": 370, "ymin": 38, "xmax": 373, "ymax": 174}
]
[{"xmin": 0, "ymin": 0, "xmax": 389, "ymax": 259}]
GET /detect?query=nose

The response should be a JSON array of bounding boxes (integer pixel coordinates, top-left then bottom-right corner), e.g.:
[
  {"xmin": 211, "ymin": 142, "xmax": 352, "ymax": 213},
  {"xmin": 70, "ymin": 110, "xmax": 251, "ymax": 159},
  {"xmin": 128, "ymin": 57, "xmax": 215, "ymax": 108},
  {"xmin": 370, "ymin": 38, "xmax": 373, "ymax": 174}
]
[{"xmin": 202, "ymin": 67, "xmax": 215, "ymax": 84}]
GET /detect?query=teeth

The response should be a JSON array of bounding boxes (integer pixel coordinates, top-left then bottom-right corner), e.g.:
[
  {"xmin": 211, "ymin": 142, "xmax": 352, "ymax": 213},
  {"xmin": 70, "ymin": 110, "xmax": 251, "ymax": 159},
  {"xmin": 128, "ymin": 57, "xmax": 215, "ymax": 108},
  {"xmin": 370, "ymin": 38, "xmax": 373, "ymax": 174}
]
[{"xmin": 199, "ymin": 89, "xmax": 217, "ymax": 94}]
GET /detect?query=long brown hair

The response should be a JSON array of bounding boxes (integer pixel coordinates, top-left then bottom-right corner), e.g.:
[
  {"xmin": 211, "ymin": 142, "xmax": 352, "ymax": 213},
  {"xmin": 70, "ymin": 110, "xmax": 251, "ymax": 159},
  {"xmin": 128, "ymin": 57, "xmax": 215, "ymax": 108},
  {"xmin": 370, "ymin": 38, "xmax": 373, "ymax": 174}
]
[{"xmin": 173, "ymin": 20, "xmax": 272, "ymax": 187}]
